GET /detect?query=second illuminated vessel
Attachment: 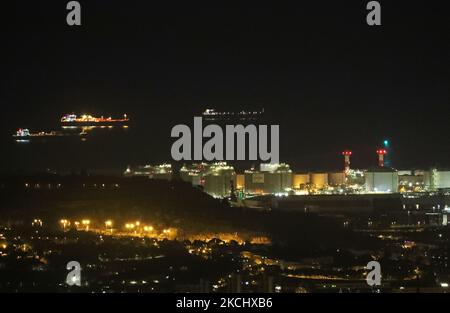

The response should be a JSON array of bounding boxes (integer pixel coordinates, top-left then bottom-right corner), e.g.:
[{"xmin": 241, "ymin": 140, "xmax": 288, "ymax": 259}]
[{"xmin": 61, "ymin": 114, "xmax": 129, "ymax": 126}]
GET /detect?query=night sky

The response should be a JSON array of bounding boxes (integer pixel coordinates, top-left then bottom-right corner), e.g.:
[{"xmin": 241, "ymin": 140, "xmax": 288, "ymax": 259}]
[{"xmin": 1, "ymin": 1, "xmax": 449, "ymax": 172}]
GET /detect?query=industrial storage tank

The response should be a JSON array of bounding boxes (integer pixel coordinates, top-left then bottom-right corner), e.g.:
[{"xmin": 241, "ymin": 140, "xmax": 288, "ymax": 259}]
[
  {"xmin": 244, "ymin": 171, "xmax": 265, "ymax": 194},
  {"xmin": 203, "ymin": 163, "xmax": 236, "ymax": 198},
  {"xmin": 179, "ymin": 162, "xmax": 236, "ymax": 197},
  {"xmin": 365, "ymin": 167, "xmax": 399, "ymax": 193},
  {"xmin": 244, "ymin": 163, "xmax": 293, "ymax": 194},
  {"xmin": 204, "ymin": 171, "xmax": 235, "ymax": 198},
  {"xmin": 310, "ymin": 173, "xmax": 328, "ymax": 188},
  {"xmin": 424, "ymin": 169, "xmax": 450, "ymax": 190},
  {"xmin": 263, "ymin": 172, "xmax": 292, "ymax": 194},
  {"xmin": 236, "ymin": 174, "xmax": 245, "ymax": 190},
  {"xmin": 293, "ymin": 173, "xmax": 310, "ymax": 188},
  {"xmin": 328, "ymin": 172, "xmax": 345, "ymax": 186}
]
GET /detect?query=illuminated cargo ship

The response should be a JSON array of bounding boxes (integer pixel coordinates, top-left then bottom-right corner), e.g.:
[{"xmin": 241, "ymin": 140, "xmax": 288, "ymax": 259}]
[
  {"xmin": 13, "ymin": 128, "xmax": 86, "ymax": 141},
  {"xmin": 61, "ymin": 114, "xmax": 129, "ymax": 126},
  {"xmin": 202, "ymin": 108, "xmax": 264, "ymax": 121}
]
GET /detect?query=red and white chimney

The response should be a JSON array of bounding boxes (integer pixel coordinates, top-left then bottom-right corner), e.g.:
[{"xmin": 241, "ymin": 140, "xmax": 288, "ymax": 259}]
[
  {"xmin": 342, "ymin": 150, "xmax": 352, "ymax": 174},
  {"xmin": 376, "ymin": 149, "xmax": 387, "ymax": 167}
]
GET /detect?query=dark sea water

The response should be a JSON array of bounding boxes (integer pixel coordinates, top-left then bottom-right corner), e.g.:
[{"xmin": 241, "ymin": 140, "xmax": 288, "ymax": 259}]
[
  {"xmin": 1, "ymin": 123, "xmax": 172, "ymax": 174},
  {"xmin": 1, "ymin": 108, "xmax": 447, "ymax": 174}
]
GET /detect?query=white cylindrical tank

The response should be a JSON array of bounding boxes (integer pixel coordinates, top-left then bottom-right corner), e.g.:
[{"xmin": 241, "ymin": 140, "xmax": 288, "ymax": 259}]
[{"xmin": 365, "ymin": 169, "xmax": 398, "ymax": 193}]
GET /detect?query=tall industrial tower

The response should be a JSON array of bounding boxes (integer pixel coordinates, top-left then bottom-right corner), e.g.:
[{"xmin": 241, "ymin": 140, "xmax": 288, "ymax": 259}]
[
  {"xmin": 342, "ymin": 151, "xmax": 352, "ymax": 174},
  {"xmin": 342, "ymin": 150, "xmax": 352, "ymax": 183},
  {"xmin": 376, "ymin": 149, "xmax": 387, "ymax": 167}
]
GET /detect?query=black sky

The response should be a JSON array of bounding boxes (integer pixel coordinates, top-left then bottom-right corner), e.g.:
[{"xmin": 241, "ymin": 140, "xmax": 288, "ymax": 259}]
[{"xmin": 1, "ymin": 1, "xmax": 449, "ymax": 171}]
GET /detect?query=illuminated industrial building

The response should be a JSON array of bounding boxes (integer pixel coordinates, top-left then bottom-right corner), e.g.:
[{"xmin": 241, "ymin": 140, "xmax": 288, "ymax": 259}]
[
  {"xmin": 292, "ymin": 173, "xmax": 310, "ymax": 189},
  {"xmin": 398, "ymin": 170, "xmax": 425, "ymax": 192},
  {"xmin": 180, "ymin": 162, "xmax": 236, "ymax": 198},
  {"xmin": 424, "ymin": 169, "xmax": 450, "ymax": 190},
  {"xmin": 365, "ymin": 167, "xmax": 399, "ymax": 193},
  {"xmin": 203, "ymin": 163, "xmax": 236, "ymax": 198},
  {"xmin": 345, "ymin": 169, "xmax": 365, "ymax": 186},
  {"xmin": 236, "ymin": 174, "xmax": 245, "ymax": 190},
  {"xmin": 124, "ymin": 164, "xmax": 172, "ymax": 180},
  {"xmin": 310, "ymin": 173, "xmax": 328, "ymax": 189},
  {"xmin": 364, "ymin": 149, "xmax": 399, "ymax": 193},
  {"xmin": 123, "ymin": 152, "xmax": 450, "ymax": 199},
  {"xmin": 328, "ymin": 172, "xmax": 345, "ymax": 186},
  {"xmin": 244, "ymin": 163, "xmax": 292, "ymax": 195},
  {"xmin": 180, "ymin": 163, "xmax": 204, "ymax": 186}
]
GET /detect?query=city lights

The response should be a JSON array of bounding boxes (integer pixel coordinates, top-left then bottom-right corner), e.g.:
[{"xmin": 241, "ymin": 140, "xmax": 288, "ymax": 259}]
[
  {"xmin": 105, "ymin": 220, "xmax": 113, "ymax": 234},
  {"xmin": 143, "ymin": 226, "xmax": 154, "ymax": 232},
  {"xmin": 82, "ymin": 219, "xmax": 91, "ymax": 231},
  {"xmin": 32, "ymin": 219, "xmax": 43, "ymax": 227},
  {"xmin": 60, "ymin": 219, "xmax": 69, "ymax": 231},
  {"xmin": 1, "ymin": 0, "xmax": 449, "ymax": 297}
]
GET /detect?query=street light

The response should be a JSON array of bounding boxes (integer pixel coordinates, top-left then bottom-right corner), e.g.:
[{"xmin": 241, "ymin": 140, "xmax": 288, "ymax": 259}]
[
  {"xmin": 32, "ymin": 219, "xmax": 43, "ymax": 227},
  {"xmin": 144, "ymin": 226, "xmax": 154, "ymax": 232},
  {"xmin": 105, "ymin": 220, "xmax": 113, "ymax": 234},
  {"xmin": 60, "ymin": 219, "xmax": 69, "ymax": 231},
  {"xmin": 82, "ymin": 219, "xmax": 90, "ymax": 231}
]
